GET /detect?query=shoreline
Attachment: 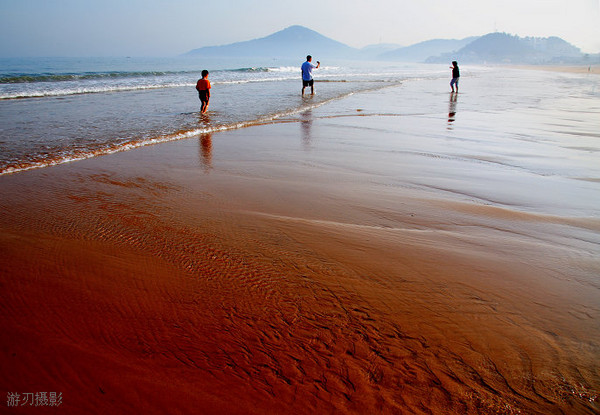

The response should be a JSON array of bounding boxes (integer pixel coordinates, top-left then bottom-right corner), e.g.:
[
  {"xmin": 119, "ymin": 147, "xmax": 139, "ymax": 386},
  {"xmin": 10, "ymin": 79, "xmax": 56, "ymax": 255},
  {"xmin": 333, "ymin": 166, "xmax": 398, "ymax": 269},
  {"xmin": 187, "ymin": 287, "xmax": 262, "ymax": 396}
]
[
  {"xmin": 506, "ymin": 63, "xmax": 600, "ymax": 74},
  {"xmin": 1, "ymin": 72, "xmax": 599, "ymax": 414}
]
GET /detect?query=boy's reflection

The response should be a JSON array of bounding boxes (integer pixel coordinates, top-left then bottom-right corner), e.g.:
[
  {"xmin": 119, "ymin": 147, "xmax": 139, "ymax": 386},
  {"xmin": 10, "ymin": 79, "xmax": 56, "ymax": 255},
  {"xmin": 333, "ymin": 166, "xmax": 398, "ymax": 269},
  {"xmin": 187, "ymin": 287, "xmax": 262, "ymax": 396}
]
[
  {"xmin": 198, "ymin": 112, "xmax": 212, "ymax": 171},
  {"xmin": 199, "ymin": 133, "xmax": 212, "ymax": 170}
]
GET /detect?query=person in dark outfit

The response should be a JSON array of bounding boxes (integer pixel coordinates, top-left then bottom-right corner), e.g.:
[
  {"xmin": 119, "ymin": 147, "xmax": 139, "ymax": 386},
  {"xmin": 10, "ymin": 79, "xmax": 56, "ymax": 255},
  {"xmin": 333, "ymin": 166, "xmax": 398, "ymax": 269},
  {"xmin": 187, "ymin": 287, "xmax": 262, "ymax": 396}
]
[
  {"xmin": 450, "ymin": 61, "xmax": 460, "ymax": 93},
  {"xmin": 196, "ymin": 70, "xmax": 211, "ymax": 113}
]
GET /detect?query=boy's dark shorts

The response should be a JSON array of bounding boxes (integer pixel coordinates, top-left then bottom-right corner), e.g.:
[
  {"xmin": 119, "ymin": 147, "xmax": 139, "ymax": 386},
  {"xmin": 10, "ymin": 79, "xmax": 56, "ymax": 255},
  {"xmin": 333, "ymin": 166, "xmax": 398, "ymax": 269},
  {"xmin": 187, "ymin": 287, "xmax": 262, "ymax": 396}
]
[
  {"xmin": 198, "ymin": 90, "xmax": 209, "ymax": 102},
  {"xmin": 302, "ymin": 79, "xmax": 314, "ymax": 87}
]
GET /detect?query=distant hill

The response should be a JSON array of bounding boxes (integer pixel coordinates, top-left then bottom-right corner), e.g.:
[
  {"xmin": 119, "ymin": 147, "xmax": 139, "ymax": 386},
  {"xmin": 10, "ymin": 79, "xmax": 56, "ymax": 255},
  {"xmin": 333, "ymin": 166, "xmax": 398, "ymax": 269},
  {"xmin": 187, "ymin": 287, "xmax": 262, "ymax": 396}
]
[
  {"xmin": 427, "ymin": 32, "xmax": 584, "ymax": 64},
  {"xmin": 184, "ymin": 25, "xmax": 358, "ymax": 59},
  {"xmin": 378, "ymin": 37, "xmax": 478, "ymax": 62},
  {"xmin": 184, "ymin": 26, "xmax": 594, "ymax": 64}
]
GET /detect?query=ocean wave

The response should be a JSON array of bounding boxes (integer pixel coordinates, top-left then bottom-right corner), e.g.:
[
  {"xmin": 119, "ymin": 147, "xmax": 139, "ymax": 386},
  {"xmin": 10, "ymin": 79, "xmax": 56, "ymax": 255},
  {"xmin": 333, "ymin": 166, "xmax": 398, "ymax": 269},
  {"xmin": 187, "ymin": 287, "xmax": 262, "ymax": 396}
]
[
  {"xmin": 0, "ymin": 75, "xmax": 312, "ymax": 100},
  {"xmin": 225, "ymin": 66, "xmax": 301, "ymax": 74},
  {"xmin": 0, "ymin": 71, "xmax": 183, "ymax": 84},
  {"xmin": 0, "ymin": 63, "xmax": 410, "ymax": 100},
  {"xmin": 266, "ymin": 66, "xmax": 299, "ymax": 72},
  {"xmin": 0, "ymin": 66, "xmax": 299, "ymax": 84},
  {"xmin": 0, "ymin": 82, "xmax": 195, "ymax": 99},
  {"xmin": 226, "ymin": 67, "xmax": 272, "ymax": 73}
]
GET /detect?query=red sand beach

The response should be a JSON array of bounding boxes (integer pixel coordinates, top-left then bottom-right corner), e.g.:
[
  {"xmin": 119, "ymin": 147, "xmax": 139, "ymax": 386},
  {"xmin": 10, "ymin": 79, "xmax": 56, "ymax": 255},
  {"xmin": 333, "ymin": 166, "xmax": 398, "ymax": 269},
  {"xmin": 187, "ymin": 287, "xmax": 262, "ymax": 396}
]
[{"xmin": 1, "ymin": 74, "xmax": 599, "ymax": 414}]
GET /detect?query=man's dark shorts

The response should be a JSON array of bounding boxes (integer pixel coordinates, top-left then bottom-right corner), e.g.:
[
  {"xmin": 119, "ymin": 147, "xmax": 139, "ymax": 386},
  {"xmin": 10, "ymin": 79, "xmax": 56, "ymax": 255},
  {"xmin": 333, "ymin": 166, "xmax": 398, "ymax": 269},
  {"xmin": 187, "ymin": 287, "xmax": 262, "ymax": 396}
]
[
  {"xmin": 198, "ymin": 90, "xmax": 209, "ymax": 103},
  {"xmin": 302, "ymin": 79, "xmax": 314, "ymax": 87}
]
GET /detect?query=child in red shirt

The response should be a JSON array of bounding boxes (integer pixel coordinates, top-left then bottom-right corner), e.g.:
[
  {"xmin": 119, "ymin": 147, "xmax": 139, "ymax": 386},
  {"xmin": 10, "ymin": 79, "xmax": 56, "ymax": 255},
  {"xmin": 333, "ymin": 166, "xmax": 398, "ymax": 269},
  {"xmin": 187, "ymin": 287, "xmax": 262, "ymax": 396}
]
[{"xmin": 196, "ymin": 70, "xmax": 211, "ymax": 113}]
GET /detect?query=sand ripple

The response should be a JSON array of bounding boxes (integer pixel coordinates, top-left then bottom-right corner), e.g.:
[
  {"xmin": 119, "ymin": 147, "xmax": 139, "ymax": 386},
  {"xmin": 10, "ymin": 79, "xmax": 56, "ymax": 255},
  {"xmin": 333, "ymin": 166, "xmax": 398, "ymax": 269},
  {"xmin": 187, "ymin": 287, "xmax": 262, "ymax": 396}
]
[{"xmin": 1, "ymin": 166, "xmax": 598, "ymax": 414}]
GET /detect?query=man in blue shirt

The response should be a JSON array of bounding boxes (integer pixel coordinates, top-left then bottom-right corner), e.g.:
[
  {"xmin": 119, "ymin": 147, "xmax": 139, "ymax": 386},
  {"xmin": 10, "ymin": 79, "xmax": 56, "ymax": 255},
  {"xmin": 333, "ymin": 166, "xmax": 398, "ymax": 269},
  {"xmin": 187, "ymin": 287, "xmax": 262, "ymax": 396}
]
[{"xmin": 301, "ymin": 55, "xmax": 321, "ymax": 96}]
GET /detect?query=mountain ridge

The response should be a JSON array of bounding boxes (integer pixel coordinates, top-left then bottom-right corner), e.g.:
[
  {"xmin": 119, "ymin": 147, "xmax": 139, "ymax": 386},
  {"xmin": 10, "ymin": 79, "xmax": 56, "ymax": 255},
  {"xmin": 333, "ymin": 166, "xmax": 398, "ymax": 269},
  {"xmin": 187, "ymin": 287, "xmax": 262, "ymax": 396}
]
[
  {"xmin": 426, "ymin": 32, "xmax": 589, "ymax": 64},
  {"xmin": 379, "ymin": 37, "xmax": 478, "ymax": 62},
  {"xmin": 185, "ymin": 25, "xmax": 357, "ymax": 59},
  {"xmin": 184, "ymin": 25, "xmax": 596, "ymax": 64}
]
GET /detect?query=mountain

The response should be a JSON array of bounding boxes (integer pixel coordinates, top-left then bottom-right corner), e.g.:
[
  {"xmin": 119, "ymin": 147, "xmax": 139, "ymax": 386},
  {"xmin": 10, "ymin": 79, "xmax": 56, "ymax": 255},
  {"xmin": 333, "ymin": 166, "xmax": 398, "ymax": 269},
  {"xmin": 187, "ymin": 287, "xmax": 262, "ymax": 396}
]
[
  {"xmin": 184, "ymin": 27, "xmax": 591, "ymax": 64},
  {"xmin": 184, "ymin": 25, "xmax": 358, "ymax": 59},
  {"xmin": 378, "ymin": 37, "xmax": 478, "ymax": 62},
  {"xmin": 427, "ymin": 32, "xmax": 584, "ymax": 64}
]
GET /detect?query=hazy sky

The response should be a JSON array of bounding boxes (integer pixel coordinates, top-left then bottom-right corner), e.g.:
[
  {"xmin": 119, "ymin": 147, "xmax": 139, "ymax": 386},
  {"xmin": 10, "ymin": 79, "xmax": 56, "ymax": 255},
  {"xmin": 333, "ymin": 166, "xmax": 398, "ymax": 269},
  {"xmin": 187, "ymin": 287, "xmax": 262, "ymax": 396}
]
[{"xmin": 1, "ymin": 0, "xmax": 599, "ymax": 57}]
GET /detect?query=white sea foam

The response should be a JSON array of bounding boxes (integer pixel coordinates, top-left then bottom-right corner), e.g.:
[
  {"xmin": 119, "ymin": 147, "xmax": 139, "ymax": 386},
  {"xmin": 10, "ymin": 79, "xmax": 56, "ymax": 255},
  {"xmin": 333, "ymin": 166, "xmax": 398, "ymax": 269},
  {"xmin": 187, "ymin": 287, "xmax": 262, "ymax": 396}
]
[{"xmin": 0, "ymin": 83, "xmax": 195, "ymax": 100}]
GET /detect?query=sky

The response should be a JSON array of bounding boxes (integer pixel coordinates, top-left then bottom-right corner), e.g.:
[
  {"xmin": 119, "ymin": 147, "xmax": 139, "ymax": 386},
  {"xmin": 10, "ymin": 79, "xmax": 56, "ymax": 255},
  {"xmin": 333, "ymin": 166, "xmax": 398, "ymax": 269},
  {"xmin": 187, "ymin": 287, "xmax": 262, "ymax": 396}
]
[{"xmin": 1, "ymin": 0, "xmax": 599, "ymax": 57}]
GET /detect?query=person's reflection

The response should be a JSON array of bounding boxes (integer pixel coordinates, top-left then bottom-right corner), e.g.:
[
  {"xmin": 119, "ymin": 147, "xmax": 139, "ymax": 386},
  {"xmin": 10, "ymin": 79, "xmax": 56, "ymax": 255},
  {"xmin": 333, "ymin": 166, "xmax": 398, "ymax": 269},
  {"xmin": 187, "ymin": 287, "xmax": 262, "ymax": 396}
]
[
  {"xmin": 300, "ymin": 109, "xmax": 313, "ymax": 149},
  {"xmin": 199, "ymin": 133, "xmax": 212, "ymax": 171},
  {"xmin": 447, "ymin": 93, "xmax": 458, "ymax": 129},
  {"xmin": 198, "ymin": 112, "xmax": 212, "ymax": 171}
]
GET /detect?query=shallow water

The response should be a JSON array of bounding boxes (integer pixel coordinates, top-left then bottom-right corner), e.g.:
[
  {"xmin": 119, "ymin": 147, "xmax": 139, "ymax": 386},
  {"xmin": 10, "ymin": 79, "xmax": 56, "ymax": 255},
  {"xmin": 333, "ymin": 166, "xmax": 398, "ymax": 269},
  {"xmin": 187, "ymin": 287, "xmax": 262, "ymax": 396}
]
[
  {"xmin": 304, "ymin": 68, "xmax": 600, "ymax": 218},
  {"xmin": 0, "ymin": 57, "xmax": 448, "ymax": 174}
]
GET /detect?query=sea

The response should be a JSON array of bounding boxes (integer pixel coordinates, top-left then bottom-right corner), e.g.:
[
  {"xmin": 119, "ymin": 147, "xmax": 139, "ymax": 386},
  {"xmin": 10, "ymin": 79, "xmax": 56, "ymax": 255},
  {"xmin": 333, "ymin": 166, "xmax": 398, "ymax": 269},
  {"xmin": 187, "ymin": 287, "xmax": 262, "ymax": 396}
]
[{"xmin": 0, "ymin": 57, "xmax": 451, "ymax": 175}]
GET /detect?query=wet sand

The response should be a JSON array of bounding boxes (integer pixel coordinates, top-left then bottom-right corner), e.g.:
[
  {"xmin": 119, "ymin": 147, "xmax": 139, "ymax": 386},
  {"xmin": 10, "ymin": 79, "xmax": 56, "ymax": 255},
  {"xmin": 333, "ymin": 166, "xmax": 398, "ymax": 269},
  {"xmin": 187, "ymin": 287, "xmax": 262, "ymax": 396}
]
[
  {"xmin": 509, "ymin": 64, "xmax": 600, "ymax": 75},
  {"xmin": 1, "ymin": 73, "xmax": 599, "ymax": 414}
]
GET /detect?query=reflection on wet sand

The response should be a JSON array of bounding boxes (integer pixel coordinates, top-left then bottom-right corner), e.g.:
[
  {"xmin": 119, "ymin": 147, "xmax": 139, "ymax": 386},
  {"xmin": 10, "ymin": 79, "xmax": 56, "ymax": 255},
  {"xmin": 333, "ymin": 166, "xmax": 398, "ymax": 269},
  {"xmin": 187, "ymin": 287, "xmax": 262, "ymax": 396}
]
[
  {"xmin": 300, "ymin": 110, "xmax": 313, "ymax": 149},
  {"xmin": 198, "ymin": 113, "xmax": 212, "ymax": 171},
  {"xmin": 199, "ymin": 133, "xmax": 212, "ymax": 171},
  {"xmin": 448, "ymin": 92, "xmax": 458, "ymax": 129}
]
